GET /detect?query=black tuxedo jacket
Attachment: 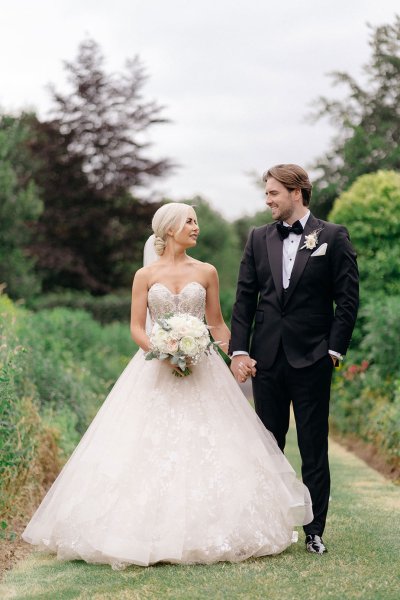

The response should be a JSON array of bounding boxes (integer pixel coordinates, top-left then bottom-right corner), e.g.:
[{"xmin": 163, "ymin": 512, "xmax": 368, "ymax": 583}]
[{"xmin": 230, "ymin": 214, "xmax": 359, "ymax": 369}]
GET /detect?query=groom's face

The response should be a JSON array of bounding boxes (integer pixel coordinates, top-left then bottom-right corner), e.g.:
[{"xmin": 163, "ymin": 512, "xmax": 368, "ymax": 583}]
[{"xmin": 265, "ymin": 177, "xmax": 296, "ymax": 222}]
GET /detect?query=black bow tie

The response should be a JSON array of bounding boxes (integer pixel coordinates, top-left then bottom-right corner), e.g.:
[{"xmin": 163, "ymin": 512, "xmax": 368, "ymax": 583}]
[{"xmin": 276, "ymin": 220, "xmax": 304, "ymax": 240}]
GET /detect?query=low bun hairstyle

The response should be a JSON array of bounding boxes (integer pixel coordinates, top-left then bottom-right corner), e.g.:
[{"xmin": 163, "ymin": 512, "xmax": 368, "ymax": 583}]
[
  {"xmin": 151, "ymin": 203, "xmax": 194, "ymax": 256},
  {"xmin": 153, "ymin": 236, "xmax": 167, "ymax": 256}
]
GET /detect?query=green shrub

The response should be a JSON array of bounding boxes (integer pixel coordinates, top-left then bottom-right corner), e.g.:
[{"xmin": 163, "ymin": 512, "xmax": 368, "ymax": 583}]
[
  {"xmin": 329, "ymin": 170, "xmax": 400, "ymax": 297},
  {"xmin": 331, "ymin": 294, "xmax": 400, "ymax": 468},
  {"xmin": 28, "ymin": 291, "xmax": 132, "ymax": 324},
  {"xmin": 360, "ymin": 296, "xmax": 400, "ymax": 378},
  {"xmin": 0, "ymin": 294, "xmax": 136, "ymax": 518}
]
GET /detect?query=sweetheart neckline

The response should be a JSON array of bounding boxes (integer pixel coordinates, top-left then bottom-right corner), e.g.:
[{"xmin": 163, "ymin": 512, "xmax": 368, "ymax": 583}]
[{"xmin": 148, "ymin": 282, "xmax": 206, "ymax": 296}]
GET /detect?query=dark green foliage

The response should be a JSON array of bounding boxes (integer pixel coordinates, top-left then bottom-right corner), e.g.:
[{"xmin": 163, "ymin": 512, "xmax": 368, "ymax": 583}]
[
  {"xmin": 50, "ymin": 38, "xmax": 173, "ymax": 195},
  {"xmin": 310, "ymin": 15, "xmax": 400, "ymax": 218},
  {"xmin": 0, "ymin": 37, "xmax": 172, "ymax": 298},
  {"xmin": 22, "ymin": 114, "xmax": 159, "ymax": 294},
  {"xmin": 331, "ymin": 295, "xmax": 400, "ymax": 467},
  {"xmin": 234, "ymin": 208, "xmax": 273, "ymax": 249},
  {"xmin": 28, "ymin": 290, "xmax": 132, "ymax": 324},
  {"xmin": 186, "ymin": 197, "xmax": 242, "ymax": 292},
  {"xmin": 0, "ymin": 116, "xmax": 43, "ymax": 299},
  {"xmin": 361, "ymin": 296, "xmax": 400, "ymax": 378}
]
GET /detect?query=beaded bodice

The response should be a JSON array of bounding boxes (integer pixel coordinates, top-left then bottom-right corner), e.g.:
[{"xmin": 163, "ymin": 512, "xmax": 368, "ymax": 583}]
[{"xmin": 147, "ymin": 282, "xmax": 206, "ymax": 322}]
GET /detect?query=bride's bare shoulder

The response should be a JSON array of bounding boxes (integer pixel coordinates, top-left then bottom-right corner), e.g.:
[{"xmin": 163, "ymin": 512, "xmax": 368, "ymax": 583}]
[
  {"xmin": 132, "ymin": 265, "xmax": 155, "ymax": 287},
  {"xmin": 189, "ymin": 259, "xmax": 218, "ymax": 280}
]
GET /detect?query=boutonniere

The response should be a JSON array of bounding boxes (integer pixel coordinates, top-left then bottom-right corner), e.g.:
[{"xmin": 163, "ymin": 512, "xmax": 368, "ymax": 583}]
[{"xmin": 300, "ymin": 228, "xmax": 323, "ymax": 250}]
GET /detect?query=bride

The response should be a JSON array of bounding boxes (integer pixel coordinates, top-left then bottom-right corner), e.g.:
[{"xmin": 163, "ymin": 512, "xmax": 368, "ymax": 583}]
[{"xmin": 22, "ymin": 202, "xmax": 313, "ymax": 569}]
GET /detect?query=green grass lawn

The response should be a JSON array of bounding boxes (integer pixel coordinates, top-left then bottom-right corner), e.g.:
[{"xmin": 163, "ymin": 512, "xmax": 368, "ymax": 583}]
[{"xmin": 1, "ymin": 425, "xmax": 399, "ymax": 600}]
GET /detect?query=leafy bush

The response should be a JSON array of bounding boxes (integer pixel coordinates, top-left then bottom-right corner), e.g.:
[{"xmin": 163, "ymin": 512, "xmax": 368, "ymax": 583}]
[
  {"xmin": 360, "ymin": 296, "xmax": 400, "ymax": 378},
  {"xmin": 0, "ymin": 296, "xmax": 60, "ymax": 519},
  {"xmin": 28, "ymin": 290, "xmax": 132, "ymax": 324},
  {"xmin": 329, "ymin": 170, "xmax": 400, "ymax": 297},
  {"xmin": 331, "ymin": 294, "xmax": 400, "ymax": 468},
  {"xmin": 0, "ymin": 294, "xmax": 136, "ymax": 519}
]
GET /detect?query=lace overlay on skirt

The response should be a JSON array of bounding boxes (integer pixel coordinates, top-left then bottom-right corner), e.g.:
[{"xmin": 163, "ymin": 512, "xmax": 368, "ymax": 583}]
[{"xmin": 22, "ymin": 282, "xmax": 313, "ymax": 568}]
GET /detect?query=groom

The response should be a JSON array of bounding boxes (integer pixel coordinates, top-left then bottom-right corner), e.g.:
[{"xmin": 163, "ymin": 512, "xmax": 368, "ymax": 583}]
[{"xmin": 230, "ymin": 164, "xmax": 359, "ymax": 554}]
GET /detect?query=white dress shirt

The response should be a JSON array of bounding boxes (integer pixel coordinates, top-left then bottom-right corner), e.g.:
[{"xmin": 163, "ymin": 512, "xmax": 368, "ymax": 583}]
[
  {"xmin": 232, "ymin": 211, "xmax": 342, "ymax": 362},
  {"xmin": 282, "ymin": 211, "xmax": 310, "ymax": 288}
]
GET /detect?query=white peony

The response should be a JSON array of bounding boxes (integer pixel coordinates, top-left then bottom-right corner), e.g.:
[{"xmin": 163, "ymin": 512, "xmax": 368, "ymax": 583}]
[
  {"xmin": 151, "ymin": 325, "xmax": 170, "ymax": 352},
  {"xmin": 179, "ymin": 336, "xmax": 198, "ymax": 357},
  {"xmin": 168, "ymin": 315, "xmax": 189, "ymax": 337}
]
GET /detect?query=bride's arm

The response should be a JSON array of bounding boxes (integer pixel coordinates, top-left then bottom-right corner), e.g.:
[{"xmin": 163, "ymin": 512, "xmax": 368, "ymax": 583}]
[
  {"xmin": 130, "ymin": 269, "xmax": 151, "ymax": 351},
  {"xmin": 204, "ymin": 266, "xmax": 230, "ymax": 353}
]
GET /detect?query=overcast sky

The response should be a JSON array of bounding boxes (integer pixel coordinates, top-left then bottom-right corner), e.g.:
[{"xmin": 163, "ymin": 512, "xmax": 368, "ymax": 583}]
[{"xmin": 1, "ymin": 1, "xmax": 399, "ymax": 219}]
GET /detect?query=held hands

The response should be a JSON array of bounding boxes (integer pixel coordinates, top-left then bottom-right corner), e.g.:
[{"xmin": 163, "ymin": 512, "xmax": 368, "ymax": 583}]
[{"xmin": 230, "ymin": 355, "xmax": 257, "ymax": 383}]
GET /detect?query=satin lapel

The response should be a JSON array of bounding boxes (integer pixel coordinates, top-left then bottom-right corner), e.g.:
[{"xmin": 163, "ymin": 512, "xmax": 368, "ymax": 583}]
[
  {"xmin": 284, "ymin": 214, "xmax": 323, "ymax": 306},
  {"xmin": 266, "ymin": 224, "xmax": 284, "ymax": 305}
]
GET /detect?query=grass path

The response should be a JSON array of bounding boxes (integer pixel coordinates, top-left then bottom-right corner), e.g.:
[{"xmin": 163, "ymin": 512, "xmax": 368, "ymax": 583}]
[{"xmin": 1, "ymin": 427, "xmax": 399, "ymax": 600}]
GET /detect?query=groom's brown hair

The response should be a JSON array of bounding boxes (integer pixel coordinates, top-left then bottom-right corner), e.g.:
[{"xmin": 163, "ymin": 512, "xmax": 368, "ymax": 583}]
[{"xmin": 263, "ymin": 164, "xmax": 312, "ymax": 206}]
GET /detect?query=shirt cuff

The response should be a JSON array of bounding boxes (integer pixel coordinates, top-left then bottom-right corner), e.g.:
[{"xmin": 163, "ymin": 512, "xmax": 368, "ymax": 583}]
[
  {"xmin": 329, "ymin": 350, "xmax": 343, "ymax": 360},
  {"xmin": 231, "ymin": 351, "xmax": 249, "ymax": 358}
]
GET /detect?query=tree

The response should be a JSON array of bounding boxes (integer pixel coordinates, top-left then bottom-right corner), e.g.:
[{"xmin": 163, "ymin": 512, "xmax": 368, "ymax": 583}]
[
  {"xmin": 49, "ymin": 38, "xmax": 174, "ymax": 195},
  {"xmin": 329, "ymin": 170, "xmax": 400, "ymax": 297},
  {"xmin": 183, "ymin": 197, "xmax": 242, "ymax": 323},
  {"xmin": 0, "ymin": 116, "xmax": 43, "ymax": 299},
  {"xmin": 234, "ymin": 208, "xmax": 273, "ymax": 249},
  {"xmin": 23, "ymin": 114, "xmax": 159, "ymax": 293},
  {"xmin": 185, "ymin": 197, "xmax": 242, "ymax": 290},
  {"xmin": 310, "ymin": 15, "xmax": 400, "ymax": 218},
  {"xmin": 13, "ymin": 38, "xmax": 173, "ymax": 294}
]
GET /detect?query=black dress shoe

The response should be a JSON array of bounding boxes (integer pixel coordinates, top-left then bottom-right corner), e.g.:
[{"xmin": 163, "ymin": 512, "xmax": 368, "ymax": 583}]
[{"xmin": 305, "ymin": 534, "xmax": 327, "ymax": 554}]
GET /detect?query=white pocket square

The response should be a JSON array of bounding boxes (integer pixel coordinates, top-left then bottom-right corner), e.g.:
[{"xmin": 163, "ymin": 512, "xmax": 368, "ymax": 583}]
[{"xmin": 310, "ymin": 243, "xmax": 327, "ymax": 257}]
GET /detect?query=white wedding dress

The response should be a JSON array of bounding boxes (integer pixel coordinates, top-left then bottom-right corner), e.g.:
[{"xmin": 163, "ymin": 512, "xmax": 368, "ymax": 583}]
[{"xmin": 23, "ymin": 282, "xmax": 313, "ymax": 569}]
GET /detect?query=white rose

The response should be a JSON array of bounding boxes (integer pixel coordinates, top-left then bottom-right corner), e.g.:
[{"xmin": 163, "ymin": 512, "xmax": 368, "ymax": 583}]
[
  {"xmin": 151, "ymin": 326, "xmax": 170, "ymax": 352},
  {"xmin": 179, "ymin": 336, "xmax": 198, "ymax": 357}
]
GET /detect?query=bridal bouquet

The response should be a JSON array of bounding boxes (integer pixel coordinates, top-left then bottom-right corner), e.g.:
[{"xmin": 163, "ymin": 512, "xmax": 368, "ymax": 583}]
[{"xmin": 145, "ymin": 313, "xmax": 216, "ymax": 377}]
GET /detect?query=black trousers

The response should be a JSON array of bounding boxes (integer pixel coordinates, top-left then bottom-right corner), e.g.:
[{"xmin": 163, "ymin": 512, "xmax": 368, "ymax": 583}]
[{"xmin": 252, "ymin": 343, "xmax": 333, "ymax": 536}]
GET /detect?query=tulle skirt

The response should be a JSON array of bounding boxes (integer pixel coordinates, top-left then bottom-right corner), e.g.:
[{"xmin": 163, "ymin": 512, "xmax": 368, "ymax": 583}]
[{"xmin": 22, "ymin": 349, "xmax": 313, "ymax": 569}]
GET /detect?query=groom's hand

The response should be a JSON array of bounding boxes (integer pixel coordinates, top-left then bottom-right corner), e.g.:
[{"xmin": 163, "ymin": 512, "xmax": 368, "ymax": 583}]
[{"xmin": 230, "ymin": 355, "xmax": 257, "ymax": 383}]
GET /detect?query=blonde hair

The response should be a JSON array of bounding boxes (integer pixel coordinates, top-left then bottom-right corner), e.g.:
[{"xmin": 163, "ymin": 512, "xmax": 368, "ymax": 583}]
[{"xmin": 152, "ymin": 202, "xmax": 194, "ymax": 256}]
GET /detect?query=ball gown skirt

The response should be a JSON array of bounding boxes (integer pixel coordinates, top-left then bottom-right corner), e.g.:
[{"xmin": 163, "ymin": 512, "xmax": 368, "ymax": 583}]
[{"xmin": 22, "ymin": 283, "xmax": 313, "ymax": 569}]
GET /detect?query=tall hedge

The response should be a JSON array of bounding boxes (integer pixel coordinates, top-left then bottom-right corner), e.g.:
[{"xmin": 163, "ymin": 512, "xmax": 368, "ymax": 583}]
[{"xmin": 329, "ymin": 170, "xmax": 400, "ymax": 297}]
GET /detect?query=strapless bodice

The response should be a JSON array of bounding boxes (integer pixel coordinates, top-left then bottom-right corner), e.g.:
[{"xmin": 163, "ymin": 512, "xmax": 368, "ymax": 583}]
[{"xmin": 147, "ymin": 282, "xmax": 206, "ymax": 322}]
